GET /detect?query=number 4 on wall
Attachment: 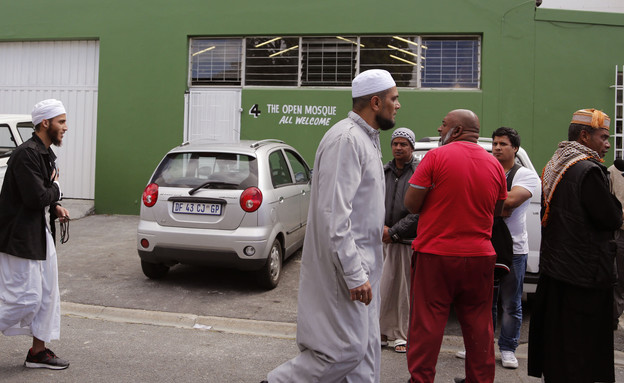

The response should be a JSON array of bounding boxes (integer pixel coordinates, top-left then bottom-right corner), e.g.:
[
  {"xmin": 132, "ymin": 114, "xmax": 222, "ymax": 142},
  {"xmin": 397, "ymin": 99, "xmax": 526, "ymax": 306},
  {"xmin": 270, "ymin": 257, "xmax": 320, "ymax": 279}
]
[{"xmin": 249, "ymin": 104, "xmax": 261, "ymax": 118}]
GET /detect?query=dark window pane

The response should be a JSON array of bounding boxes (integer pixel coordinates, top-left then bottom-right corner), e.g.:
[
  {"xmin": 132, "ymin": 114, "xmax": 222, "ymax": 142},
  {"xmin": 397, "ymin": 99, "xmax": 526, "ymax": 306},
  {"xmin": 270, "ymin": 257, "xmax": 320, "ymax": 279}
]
[
  {"xmin": 301, "ymin": 37, "xmax": 357, "ymax": 86},
  {"xmin": 421, "ymin": 37, "xmax": 480, "ymax": 88},
  {"xmin": 190, "ymin": 39, "xmax": 242, "ymax": 85},
  {"xmin": 245, "ymin": 37, "xmax": 299, "ymax": 86},
  {"xmin": 360, "ymin": 36, "xmax": 420, "ymax": 87}
]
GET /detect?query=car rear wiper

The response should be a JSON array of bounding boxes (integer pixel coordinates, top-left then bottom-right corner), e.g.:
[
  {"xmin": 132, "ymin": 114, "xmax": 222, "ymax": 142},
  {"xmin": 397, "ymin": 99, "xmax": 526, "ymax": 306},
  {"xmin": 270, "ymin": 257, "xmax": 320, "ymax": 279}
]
[{"xmin": 188, "ymin": 181, "xmax": 238, "ymax": 195}]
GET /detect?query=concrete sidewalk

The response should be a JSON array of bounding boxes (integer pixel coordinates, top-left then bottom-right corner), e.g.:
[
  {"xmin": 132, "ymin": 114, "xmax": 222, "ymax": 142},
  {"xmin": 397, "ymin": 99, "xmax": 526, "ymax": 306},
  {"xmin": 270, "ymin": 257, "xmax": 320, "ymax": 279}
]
[
  {"xmin": 0, "ymin": 297, "xmax": 623, "ymax": 382},
  {"xmin": 0, "ymin": 303, "xmax": 550, "ymax": 383}
]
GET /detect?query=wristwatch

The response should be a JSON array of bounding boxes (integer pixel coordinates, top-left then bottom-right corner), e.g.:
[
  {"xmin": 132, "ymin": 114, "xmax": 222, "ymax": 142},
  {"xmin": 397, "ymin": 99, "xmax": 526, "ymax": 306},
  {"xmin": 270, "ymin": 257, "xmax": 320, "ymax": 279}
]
[{"xmin": 391, "ymin": 232, "xmax": 401, "ymax": 243}]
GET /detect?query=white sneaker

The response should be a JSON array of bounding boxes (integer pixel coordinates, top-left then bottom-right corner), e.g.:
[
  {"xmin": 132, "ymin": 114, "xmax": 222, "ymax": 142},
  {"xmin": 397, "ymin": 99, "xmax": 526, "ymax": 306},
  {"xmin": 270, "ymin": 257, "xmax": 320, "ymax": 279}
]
[
  {"xmin": 455, "ymin": 350, "xmax": 466, "ymax": 359},
  {"xmin": 501, "ymin": 350, "xmax": 518, "ymax": 369}
]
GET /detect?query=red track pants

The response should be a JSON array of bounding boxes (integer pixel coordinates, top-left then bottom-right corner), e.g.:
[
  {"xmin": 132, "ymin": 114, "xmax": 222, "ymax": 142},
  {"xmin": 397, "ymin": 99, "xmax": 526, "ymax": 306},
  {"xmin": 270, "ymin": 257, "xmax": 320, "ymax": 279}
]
[{"xmin": 407, "ymin": 252, "xmax": 496, "ymax": 383}]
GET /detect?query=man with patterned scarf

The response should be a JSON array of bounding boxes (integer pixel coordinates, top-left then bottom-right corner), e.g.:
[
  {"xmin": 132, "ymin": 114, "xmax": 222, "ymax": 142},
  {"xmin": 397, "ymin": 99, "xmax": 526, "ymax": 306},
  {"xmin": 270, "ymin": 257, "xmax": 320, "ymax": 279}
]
[{"xmin": 528, "ymin": 108, "xmax": 623, "ymax": 383}]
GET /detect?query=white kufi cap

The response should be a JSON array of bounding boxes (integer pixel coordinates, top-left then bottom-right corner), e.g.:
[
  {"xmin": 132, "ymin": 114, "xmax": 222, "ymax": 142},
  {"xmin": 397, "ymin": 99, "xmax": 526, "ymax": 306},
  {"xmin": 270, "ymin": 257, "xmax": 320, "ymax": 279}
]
[
  {"xmin": 352, "ymin": 69, "xmax": 396, "ymax": 98},
  {"xmin": 32, "ymin": 99, "xmax": 66, "ymax": 126}
]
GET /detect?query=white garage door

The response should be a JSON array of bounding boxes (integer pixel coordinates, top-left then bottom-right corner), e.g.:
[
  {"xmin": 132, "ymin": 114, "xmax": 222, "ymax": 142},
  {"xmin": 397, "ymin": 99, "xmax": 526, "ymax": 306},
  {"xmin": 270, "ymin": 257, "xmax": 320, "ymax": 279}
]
[{"xmin": 0, "ymin": 40, "xmax": 99, "ymax": 199}]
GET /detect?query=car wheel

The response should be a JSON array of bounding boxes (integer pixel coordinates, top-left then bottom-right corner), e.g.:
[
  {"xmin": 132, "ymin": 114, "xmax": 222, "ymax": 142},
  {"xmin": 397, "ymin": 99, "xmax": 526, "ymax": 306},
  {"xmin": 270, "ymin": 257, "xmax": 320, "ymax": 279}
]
[
  {"xmin": 257, "ymin": 238, "xmax": 282, "ymax": 290},
  {"xmin": 141, "ymin": 260, "xmax": 169, "ymax": 279}
]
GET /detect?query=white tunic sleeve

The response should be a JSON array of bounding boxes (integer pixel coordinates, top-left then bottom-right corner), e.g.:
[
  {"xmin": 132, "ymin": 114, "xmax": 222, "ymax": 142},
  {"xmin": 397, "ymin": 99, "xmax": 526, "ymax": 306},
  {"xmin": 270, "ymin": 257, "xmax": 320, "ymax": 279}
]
[{"xmin": 318, "ymin": 132, "xmax": 369, "ymax": 289}]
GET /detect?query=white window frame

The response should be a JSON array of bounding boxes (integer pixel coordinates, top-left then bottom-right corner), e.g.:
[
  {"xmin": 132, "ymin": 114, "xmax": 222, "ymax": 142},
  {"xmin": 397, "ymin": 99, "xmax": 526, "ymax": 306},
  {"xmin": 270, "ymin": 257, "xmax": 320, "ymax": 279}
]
[{"xmin": 613, "ymin": 65, "xmax": 623, "ymax": 160}]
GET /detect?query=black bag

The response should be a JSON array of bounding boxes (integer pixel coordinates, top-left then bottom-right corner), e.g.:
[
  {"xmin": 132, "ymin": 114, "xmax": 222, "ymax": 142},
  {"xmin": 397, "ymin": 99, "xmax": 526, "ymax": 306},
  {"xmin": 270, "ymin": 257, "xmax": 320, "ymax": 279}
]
[
  {"xmin": 492, "ymin": 216, "xmax": 513, "ymax": 279},
  {"xmin": 492, "ymin": 163, "xmax": 521, "ymax": 280}
]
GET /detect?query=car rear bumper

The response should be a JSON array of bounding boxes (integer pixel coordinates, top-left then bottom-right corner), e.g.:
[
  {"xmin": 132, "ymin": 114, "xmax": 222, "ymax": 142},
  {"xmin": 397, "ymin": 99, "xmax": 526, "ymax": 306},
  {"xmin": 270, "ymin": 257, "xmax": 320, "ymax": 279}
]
[
  {"xmin": 137, "ymin": 219, "xmax": 273, "ymax": 270},
  {"xmin": 138, "ymin": 248, "xmax": 266, "ymax": 270}
]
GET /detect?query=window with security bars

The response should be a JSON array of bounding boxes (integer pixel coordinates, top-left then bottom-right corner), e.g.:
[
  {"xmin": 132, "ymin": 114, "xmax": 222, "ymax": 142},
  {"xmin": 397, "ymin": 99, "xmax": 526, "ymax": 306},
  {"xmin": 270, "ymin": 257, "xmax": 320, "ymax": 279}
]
[
  {"xmin": 189, "ymin": 35, "xmax": 480, "ymax": 89},
  {"xmin": 190, "ymin": 39, "xmax": 242, "ymax": 85},
  {"xmin": 245, "ymin": 37, "xmax": 299, "ymax": 86},
  {"xmin": 300, "ymin": 37, "xmax": 357, "ymax": 86},
  {"xmin": 420, "ymin": 37, "xmax": 480, "ymax": 88},
  {"xmin": 360, "ymin": 36, "xmax": 421, "ymax": 88},
  {"xmin": 614, "ymin": 66, "xmax": 623, "ymax": 160}
]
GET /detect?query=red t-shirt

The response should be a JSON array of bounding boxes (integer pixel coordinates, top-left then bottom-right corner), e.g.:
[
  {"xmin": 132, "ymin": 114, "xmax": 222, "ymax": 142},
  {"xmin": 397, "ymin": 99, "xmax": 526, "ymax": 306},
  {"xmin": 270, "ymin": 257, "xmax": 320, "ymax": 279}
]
[{"xmin": 409, "ymin": 141, "xmax": 507, "ymax": 256}]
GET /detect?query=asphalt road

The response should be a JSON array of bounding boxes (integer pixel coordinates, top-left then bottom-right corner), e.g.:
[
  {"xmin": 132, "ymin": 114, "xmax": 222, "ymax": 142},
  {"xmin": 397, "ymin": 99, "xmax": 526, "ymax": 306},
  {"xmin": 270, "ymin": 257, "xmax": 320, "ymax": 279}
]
[{"xmin": 1, "ymin": 211, "xmax": 623, "ymax": 382}]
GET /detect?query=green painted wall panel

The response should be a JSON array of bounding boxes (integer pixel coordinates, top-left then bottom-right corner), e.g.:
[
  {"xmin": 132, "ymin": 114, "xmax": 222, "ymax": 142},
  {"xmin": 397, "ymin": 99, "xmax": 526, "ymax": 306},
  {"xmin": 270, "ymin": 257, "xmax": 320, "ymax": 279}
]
[
  {"xmin": 1, "ymin": 1, "xmax": 622, "ymax": 214},
  {"xmin": 532, "ymin": 13, "xmax": 624, "ymax": 172}
]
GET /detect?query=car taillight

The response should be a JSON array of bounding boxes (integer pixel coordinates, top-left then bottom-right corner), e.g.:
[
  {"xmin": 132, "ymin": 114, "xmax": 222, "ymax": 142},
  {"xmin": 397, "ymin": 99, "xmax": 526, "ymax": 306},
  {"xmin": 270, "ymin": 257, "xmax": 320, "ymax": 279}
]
[
  {"xmin": 240, "ymin": 187, "xmax": 262, "ymax": 212},
  {"xmin": 142, "ymin": 183, "xmax": 159, "ymax": 207}
]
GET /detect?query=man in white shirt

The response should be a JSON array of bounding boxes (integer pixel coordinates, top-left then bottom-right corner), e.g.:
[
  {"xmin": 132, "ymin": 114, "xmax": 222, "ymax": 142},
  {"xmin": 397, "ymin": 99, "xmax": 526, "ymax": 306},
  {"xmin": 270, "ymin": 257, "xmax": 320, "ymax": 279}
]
[{"xmin": 491, "ymin": 127, "xmax": 540, "ymax": 369}]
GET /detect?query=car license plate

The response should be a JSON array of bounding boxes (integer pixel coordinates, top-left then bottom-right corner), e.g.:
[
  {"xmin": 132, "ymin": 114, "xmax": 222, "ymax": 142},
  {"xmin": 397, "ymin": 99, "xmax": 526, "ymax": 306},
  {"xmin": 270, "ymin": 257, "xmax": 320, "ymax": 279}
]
[{"xmin": 172, "ymin": 201, "xmax": 222, "ymax": 216}]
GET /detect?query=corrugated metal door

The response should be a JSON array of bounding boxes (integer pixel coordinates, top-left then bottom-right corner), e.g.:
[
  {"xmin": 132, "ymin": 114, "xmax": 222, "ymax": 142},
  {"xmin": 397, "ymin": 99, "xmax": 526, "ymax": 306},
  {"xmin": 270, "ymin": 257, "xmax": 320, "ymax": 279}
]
[
  {"xmin": 184, "ymin": 89, "xmax": 241, "ymax": 143},
  {"xmin": 0, "ymin": 40, "xmax": 99, "ymax": 199}
]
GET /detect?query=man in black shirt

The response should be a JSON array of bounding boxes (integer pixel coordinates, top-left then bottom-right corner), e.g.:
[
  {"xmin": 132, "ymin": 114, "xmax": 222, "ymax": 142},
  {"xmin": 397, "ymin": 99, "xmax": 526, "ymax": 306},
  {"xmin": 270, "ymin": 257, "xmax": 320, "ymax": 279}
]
[
  {"xmin": 0, "ymin": 99, "xmax": 70, "ymax": 370},
  {"xmin": 528, "ymin": 108, "xmax": 623, "ymax": 383}
]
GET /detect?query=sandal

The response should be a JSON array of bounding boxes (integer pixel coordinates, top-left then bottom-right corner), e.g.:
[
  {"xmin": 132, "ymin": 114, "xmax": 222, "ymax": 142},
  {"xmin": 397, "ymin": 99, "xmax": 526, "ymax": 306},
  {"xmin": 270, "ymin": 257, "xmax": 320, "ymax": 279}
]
[{"xmin": 393, "ymin": 339, "xmax": 407, "ymax": 353}]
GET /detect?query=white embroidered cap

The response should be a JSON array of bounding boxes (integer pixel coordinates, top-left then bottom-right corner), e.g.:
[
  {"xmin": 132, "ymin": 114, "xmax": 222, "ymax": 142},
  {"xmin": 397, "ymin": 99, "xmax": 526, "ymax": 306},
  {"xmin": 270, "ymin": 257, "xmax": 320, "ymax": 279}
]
[{"xmin": 352, "ymin": 69, "xmax": 396, "ymax": 98}]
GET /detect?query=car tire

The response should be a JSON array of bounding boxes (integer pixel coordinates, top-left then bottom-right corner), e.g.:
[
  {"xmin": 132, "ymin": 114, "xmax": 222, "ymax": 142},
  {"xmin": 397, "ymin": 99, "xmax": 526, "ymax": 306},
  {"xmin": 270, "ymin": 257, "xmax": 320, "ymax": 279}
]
[
  {"xmin": 257, "ymin": 238, "xmax": 282, "ymax": 290},
  {"xmin": 141, "ymin": 260, "xmax": 169, "ymax": 279}
]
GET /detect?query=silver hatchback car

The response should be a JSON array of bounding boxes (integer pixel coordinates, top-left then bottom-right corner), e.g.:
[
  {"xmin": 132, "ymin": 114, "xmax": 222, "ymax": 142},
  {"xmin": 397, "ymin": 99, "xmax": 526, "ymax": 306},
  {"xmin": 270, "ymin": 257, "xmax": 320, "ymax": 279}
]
[{"xmin": 137, "ymin": 139, "xmax": 311, "ymax": 289}]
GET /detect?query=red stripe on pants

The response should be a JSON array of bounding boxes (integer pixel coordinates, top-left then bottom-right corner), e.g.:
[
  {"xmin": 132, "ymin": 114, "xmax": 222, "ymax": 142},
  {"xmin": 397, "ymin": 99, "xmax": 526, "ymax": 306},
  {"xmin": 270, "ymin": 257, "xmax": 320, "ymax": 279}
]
[{"xmin": 407, "ymin": 252, "xmax": 496, "ymax": 383}]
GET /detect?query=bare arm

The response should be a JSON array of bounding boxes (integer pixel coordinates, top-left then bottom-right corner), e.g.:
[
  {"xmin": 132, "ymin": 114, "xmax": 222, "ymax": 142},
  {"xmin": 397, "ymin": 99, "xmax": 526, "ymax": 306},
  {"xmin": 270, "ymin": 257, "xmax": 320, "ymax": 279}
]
[
  {"xmin": 404, "ymin": 186, "xmax": 429, "ymax": 214},
  {"xmin": 501, "ymin": 185, "xmax": 532, "ymax": 217},
  {"xmin": 494, "ymin": 199, "xmax": 505, "ymax": 217}
]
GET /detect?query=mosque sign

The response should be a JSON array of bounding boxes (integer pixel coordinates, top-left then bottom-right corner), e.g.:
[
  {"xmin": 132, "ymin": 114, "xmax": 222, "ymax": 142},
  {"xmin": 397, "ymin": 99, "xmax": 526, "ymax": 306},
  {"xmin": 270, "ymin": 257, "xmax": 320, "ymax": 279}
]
[{"xmin": 248, "ymin": 103, "xmax": 338, "ymax": 127}]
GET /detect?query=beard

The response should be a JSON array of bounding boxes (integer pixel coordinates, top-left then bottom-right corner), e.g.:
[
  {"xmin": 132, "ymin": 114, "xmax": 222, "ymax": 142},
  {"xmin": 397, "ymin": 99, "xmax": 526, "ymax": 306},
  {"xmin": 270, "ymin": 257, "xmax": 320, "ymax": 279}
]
[
  {"xmin": 47, "ymin": 128, "xmax": 63, "ymax": 147},
  {"xmin": 375, "ymin": 114, "xmax": 395, "ymax": 131},
  {"xmin": 438, "ymin": 128, "xmax": 456, "ymax": 146}
]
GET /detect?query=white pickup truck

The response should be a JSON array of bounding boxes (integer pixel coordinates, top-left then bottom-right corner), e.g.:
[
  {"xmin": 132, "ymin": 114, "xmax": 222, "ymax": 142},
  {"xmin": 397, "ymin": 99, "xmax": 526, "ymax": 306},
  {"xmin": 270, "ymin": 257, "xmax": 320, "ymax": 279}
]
[
  {"xmin": 0, "ymin": 114, "xmax": 33, "ymax": 189},
  {"xmin": 412, "ymin": 137, "xmax": 542, "ymax": 295}
]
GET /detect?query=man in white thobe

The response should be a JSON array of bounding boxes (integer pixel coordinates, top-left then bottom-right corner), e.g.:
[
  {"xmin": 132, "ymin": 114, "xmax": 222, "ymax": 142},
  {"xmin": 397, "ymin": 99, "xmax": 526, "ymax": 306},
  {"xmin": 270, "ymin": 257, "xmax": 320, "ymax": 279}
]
[{"xmin": 265, "ymin": 69, "xmax": 401, "ymax": 383}]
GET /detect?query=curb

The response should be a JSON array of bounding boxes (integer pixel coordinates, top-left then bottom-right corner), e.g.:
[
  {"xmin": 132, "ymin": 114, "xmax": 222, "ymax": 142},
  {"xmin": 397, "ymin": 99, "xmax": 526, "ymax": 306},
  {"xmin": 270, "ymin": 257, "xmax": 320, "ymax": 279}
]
[
  {"xmin": 61, "ymin": 302, "xmax": 297, "ymax": 340},
  {"xmin": 61, "ymin": 301, "xmax": 624, "ymax": 366}
]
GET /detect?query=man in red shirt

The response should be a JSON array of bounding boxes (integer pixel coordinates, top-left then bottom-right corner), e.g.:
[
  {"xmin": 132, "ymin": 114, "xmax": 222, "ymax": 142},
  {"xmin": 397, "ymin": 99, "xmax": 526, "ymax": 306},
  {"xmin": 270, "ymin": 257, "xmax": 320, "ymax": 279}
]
[{"xmin": 404, "ymin": 109, "xmax": 507, "ymax": 383}]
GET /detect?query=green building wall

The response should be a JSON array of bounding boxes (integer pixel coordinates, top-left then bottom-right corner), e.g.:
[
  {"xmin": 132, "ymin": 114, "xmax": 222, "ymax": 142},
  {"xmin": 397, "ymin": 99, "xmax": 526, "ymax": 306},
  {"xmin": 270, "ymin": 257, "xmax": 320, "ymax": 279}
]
[
  {"xmin": 532, "ymin": 9, "xmax": 624, "ymax": 169},
  {"xmin": 1, "ymin": 1, "xmax": 623, "ymax": 214}
]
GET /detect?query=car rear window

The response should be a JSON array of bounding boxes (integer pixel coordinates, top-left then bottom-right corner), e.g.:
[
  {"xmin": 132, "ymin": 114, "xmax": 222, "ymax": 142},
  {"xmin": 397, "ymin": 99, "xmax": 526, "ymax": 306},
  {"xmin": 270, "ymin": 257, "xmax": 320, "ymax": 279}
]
[
  {"xmin": 0, "ymin": 124, "xmax": 18, "ymax": 157},
  {"xmin": 151, "ymin": 152, "xmax": 258, "ymax": 189}
]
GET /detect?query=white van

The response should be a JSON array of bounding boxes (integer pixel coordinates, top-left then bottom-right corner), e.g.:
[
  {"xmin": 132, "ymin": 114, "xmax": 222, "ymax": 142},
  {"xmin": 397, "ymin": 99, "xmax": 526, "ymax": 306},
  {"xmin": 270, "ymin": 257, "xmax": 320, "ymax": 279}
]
[{"xmin": 0, "ymin": 114, "xmax": 33, "ymax": 189}]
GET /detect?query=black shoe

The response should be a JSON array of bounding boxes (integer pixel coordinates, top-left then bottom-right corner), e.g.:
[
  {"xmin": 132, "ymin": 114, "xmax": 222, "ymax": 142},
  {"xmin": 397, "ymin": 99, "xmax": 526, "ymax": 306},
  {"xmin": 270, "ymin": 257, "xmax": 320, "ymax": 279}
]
[
  {"xmin": 454, "ymin": 378, "xmax": 466, "ymax": 383},
  {"xmin": 24, "ymin": 348, "xmax": 70, "ymax": 370}
]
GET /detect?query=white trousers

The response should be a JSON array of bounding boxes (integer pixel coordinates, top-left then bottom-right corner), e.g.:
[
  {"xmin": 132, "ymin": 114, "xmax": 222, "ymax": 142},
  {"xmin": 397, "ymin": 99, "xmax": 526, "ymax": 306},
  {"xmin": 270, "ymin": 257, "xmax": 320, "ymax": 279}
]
[
  {"xmin": 379, "ymin": 242, "xmax": 411, "ymax": 342},
  {"xmin": 0, "ymin": 228, "xmax": 61, "ymax": 342}
]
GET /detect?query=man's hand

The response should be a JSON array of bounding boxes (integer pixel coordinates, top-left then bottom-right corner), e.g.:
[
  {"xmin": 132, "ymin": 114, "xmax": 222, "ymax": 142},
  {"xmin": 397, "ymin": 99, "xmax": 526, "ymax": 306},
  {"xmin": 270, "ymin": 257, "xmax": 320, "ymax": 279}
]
[
  {"xmin": 55, "ymin": 205, "xmax": 70, "ymax": 223},
  {"xmin": 382, "ymin": 226, "xmax": 392, "ymax": 243},
  {"xmin": 349, "ymin": 280, "xmax": 372, "ymax": 305}
]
